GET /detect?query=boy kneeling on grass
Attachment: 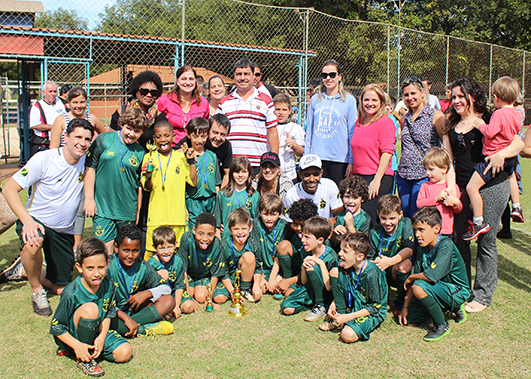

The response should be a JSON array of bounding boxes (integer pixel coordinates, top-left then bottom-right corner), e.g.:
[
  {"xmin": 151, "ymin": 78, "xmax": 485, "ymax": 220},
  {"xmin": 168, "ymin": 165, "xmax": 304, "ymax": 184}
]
[
  {"xmin": 399, "ymin": 206, "xmax": 470, "ymax": 342},
  {"xmin": 51, "ymin": 238, "xmax": 131, "ymax": 377}
]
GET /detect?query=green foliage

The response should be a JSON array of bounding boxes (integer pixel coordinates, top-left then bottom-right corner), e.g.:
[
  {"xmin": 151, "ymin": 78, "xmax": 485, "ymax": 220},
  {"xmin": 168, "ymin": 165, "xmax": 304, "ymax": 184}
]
[
  {"xmin": 34, "ymin": 7, "xmax": 89, "ymax": 31},
  {"xmin": 0, "ymin": 63, "xmax": 17, "ymax": 80}
]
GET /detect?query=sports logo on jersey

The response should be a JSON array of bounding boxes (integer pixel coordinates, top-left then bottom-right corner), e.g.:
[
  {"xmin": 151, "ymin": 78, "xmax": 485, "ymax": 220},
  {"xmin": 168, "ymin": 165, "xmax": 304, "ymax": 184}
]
[
  {"xmin": 129, "ymin": 156, "xmax": 138, "ymax": 167},
  {"xmin": 204, "ymin": 257, "xmax": 212, "ymax": 267},
  {"xmin": 102, "ymin": 298, "xmax": 110, "ymax": 312},
  {"xmin": 175, "ymin": 166, "xmax": 180, "ymax": 174},
  {"xmin": 226, "ymin": 202, "xmax": 232, "ymax": 207},
  {"xmin": 208, "ymin": 162, "xmax": 214, "ymax": 173},
  {"xmin": 21, "ymin": 168, "xmax": 28, "ymax": 177},
  {"xmin": 320, "ymin": 198, "xmax": 327, "ymax": 209},
  {"xmin": 51, "ymin": 319, "xmax": 58, "ymax": 326},
  {"xmin": 77, "ymin": 172, "xmax": 84, "ymax": 183},
  {"xmin": 95, "ymin": 226, "xmax": 104, "ymax": 237},
  {"xmin": 106, "ymin": 150, "xmax": 115, "ymax": 156},
  {"xmin": 132, "ymin": 281, "xmax": 139, "ymax": 293},
  {"xmin": 219, "ymin": 261, "xmax": 225, "ymax": 267},
  {"xmin": 246, "ymin": 199, "xmax": 252, "ymax": 209},
  {"xmin": 431, "ymin": 262, "xmax": 437, "ymax": 269},
  {"xmin": 169, "ymin": 272, "xmax": 176, "ymax": 282}
]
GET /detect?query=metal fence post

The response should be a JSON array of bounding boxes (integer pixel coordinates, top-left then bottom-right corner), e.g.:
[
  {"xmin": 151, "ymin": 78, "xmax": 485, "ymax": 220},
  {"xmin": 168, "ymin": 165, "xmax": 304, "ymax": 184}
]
[
  {"xmin": 488, "ymin": 45, "xmax": 493, "ymax": 104},
  {"xmin": 523, "ymin": 51, "xmax": 526, "ymax": 97},
  {"xmin": 387, "ymin": 25, "xmax": 390, "ymax": 93},
  {"xmin": 445, "ymin": 36, "xmax": 449, "ymax": 86},
  {"xmin": 181, "ymin": 0, "xmax": 185, "ymax": 66}
]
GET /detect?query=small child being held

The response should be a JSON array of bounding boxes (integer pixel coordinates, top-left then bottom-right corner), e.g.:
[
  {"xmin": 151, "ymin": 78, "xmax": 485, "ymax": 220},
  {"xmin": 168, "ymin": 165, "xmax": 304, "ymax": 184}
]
[
  {"xmin": 214, "ymin": 156, "xmax": 259, "ymax": 238},
  {"xmin": 273, "ymin": 93, "xmax": 305, "ymax": 181},
  {"xmin": 185, "ymin": 117, "xmax": 221, "ymax": 229},
  {"xmin": 332, "ymin": 175, "xmax": 371, "ymax": 248},
  {"xmin": 399, "ymin": 206, "xmax": 470, "ymax": 342},
  {"xmin": 463, "ymin": 76, "xmax": 522, "ymax": 240},
  {"xmin": 147, "ymin": 226, "xmax": 195, "ymax": 319},
  {"xmin": 321, "ymin": 232, "xmax": 388, "ymax": 341},
  {"xmin": 417, "ymin": 147, "xmax": 462, "ymax": 236},
  {"xmin": 50, "ymin": 238, "xmax": 131, "ymax": 377}
]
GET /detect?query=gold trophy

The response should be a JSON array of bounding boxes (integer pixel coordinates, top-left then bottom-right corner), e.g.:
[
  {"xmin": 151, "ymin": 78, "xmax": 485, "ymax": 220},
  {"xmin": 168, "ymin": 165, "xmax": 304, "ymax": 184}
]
[
  {"xmin": 228, "ymin": 269, "xmax": 248, "ymax": 317},
  {"xmin": 145, "ymin": 141, "xmax": 157, "ymax": 173},
  {"xmin": 205, "ymin": 283, "xmax": 214, "ymax": 312}
]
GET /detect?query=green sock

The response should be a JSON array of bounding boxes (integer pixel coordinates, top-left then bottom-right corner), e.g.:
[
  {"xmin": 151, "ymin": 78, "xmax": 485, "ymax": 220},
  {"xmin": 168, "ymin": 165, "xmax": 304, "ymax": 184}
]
[
  {"xmin": 418, "ymin": 295, "xmax": 447, "ymax": 325},
  {"xmin": 306, "ymin": 269, "xmax": 325, "ymax": 307},
  {"xmin": 277, "ymin": 253, "xmax": 292, "ymax": 278},
  {"xmin": 77, "ymin": 318, "xmax": 99, "ymax": 345},
  {"xmin": 395, "ymin": 271, "xmax": 409, "ymax": 303},
  {"xmin": 132, "ymin": 305, "xmax": 163, "ymax": 326},
  {"xmin": 330, "ymin": 275, "xmax": 347, "ymax": 314},
  {"xmin": 241, "ymin": 280, "xmax": 252, "ymax": 290}
]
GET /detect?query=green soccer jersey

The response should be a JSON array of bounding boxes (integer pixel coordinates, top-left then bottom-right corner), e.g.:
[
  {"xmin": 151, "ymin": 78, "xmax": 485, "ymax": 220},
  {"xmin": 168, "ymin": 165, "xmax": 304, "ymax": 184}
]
[
  {"xmin": 107, "ymin": 255, "xmax": 167, "ymax": 313},
  {"xmin": 186, "ymin": 150, "xmax": 221, "ymax": 199},
  {"xmin": 251, "ymin": 217, "xmax": 290, "ymax": 273},
  {"xmin": 335, "ymin": 209, "xmax": 372, "ymax": 236},
  {"xmin": 50, "ymin": 276, "xmax": 116, "ymax": 337},
  {"xmin": 214, "ymin": 189, "xmax": 260, "ymax": 234},
  {"xmin": 413, "ymin": 236, "xmax": 470, "ymax": 291},
  {"xmin": 220, "ymin": 234, "xmax": 260, "ymax": 278},
  {"xmin": 86, "ymin": 131, "xmax": 145, "ymax": 220},
  {"xmin": 337, "ymin": 260, "xmax": 388, "ymax": 321},
  {"xmin": 147, "ymin": 255, "xmax": 186, "ymax": 293},
  {"xmin": 179, "ymin": 231, "xmax": 224, "ymax": 281},
  {"xmin": 368, "ymin": 217, "xmax": 414, "ymax": 260}
]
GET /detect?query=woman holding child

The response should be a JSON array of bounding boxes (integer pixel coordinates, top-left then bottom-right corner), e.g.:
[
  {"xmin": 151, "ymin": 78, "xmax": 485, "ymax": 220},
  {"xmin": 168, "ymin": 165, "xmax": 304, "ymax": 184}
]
[
  {"xmin": 347, "ymin": 83, "xmax": 396, "ymax": 225},
  {"xmin": 447, "ymin": 77, "xmax": 523, "ymax": 313}
]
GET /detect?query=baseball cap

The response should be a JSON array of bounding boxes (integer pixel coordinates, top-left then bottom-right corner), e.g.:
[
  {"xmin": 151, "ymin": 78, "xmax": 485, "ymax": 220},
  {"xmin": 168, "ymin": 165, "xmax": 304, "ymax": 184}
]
[
  {"xmin": 299, "ymin": 154, "xmax": 322, "ymax": 170},
  {"xmin": 260, "ymin": 152, "xmax": 280, "ymax": 167}
]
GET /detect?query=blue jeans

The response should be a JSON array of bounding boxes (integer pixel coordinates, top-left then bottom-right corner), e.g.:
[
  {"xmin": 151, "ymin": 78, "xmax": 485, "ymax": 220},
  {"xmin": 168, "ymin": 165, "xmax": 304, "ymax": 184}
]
[{"xmin": 396, "ymin": 175, "xmax": 429, "ymax": 218}]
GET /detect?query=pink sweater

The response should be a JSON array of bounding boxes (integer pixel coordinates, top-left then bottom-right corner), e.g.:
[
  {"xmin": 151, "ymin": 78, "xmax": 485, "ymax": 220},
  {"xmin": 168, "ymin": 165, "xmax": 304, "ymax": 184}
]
[
  {"xmin": 157, "ymin": 94, "xmax": 210, "ymax": 145},
  {"xmin": 417, "ymin": 181, "xmax": 462, "ymax": 235},
  {"xmin": 350, "ymin": 115, "xmax": 396, "ymax": 176},
  {"xmin": 478, "ymin": 107, "xmax": 521, "ymax": 156}
]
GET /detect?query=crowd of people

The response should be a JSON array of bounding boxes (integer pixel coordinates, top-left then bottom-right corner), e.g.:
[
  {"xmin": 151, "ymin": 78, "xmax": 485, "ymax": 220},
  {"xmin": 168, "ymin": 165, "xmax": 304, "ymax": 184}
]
[{"xmin": 0, "ymin": 57, "xmax": 528, "ymax": 377}]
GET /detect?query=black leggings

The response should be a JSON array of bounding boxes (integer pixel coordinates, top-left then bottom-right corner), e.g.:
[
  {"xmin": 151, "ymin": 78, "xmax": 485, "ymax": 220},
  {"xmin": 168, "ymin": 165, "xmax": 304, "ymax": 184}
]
[
  {"xmin": 359, "ymin": 174, "xmax": 395, "ymax": 227},
  {"xmin": 321, "ymin": 160, "xmax": 347, "ymax": 187}
]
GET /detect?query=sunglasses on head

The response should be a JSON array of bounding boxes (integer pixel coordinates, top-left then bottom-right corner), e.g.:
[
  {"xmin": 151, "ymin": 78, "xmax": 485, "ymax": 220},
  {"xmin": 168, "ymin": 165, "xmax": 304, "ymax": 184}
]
[
  {"xmin": 138, "ymin": 88, "xmax": 160, "ymax": 97},
  {"xmin": 401, "ymin": 76, "xmax": 423, "ymax": 87},
  {"xmin": 321, "ymin": 72, "xmax": 338, "ymax": 79}
]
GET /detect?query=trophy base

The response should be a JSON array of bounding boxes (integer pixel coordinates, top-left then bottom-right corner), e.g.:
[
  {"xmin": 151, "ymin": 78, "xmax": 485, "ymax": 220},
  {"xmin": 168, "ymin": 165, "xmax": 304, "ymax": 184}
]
[
  {"xmin": 228, "ymin": 305, "xmax": 248, "ymax": 317},
  {"xmin": 205, "ymin": 305, "xmax": 214, "ymax": 312}
]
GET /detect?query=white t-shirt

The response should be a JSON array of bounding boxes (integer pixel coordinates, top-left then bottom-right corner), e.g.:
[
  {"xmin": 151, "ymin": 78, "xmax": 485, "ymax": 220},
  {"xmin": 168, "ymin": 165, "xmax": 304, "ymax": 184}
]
[
  {"xmin": 284, "ymin": 178, "xmax": 343, "ymax": 221},
  {"xmin": 13, "ymin": 148, "xmax": 86, "ymax": 234},
  {"xmin": 29, "ymin": 99, "xmax": 66, "ymax": 138},
  {"xmin": 428, "ymin": 94, "xmax": 441, "ymax": 110},
  {"xmin": 277, "ymin": 121, "xmax": 305, "ymax": 180}
]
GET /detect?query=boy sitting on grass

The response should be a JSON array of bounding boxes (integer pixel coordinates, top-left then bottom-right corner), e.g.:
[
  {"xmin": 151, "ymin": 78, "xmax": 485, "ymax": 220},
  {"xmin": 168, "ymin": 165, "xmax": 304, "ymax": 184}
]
[
  {"xmin": 281, "ymin": 216, "xmax": 338, "ymax": 322},
  {"xmin": 399, "ymin": 206, "xmax": 470, "ymax": 342},
  {"xmin": 321, "ymin": 232, "xmax": 388, "ymax": 342},
  {"xmin": 51, "ymin": 238, "xmax": 131, "ymax": 377},
  {"xmin": 147, "ymin": 226, "xmax": 195, "ymax": 319},
  {"xmin": 107, "ymin": 224, "xmax": 175, "ymax": 337}
]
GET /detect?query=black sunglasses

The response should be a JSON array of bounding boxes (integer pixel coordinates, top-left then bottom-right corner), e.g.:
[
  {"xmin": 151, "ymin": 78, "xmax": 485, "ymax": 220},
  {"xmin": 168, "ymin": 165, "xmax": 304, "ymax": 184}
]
[
  {"xmin": 401, "ymin": 76, "xmax": 423, "ymax": 87},
  {"xmin": 138, "ymin": 88, "xmax": 160, "ymax": 97},
  {"xmin": 456, "ymin": 133, "xmax": 466, "ymax": 152},
  {"xmin": 321, "ymin": 72, "xmax": 338, "ymax": 79}
]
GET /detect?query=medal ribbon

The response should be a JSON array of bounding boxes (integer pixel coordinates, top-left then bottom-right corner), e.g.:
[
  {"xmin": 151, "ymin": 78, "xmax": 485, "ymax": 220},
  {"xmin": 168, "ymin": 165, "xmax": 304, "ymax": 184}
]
[
  {"xmin": 427, "ymin": 235, "xmax": 441, "ymax": 266},
  {"xmin": 263, "ymin": 223, "xmax": 278, "ymax": 257},
  {"xmin": 378, "ymin": 230, "xmax": 395, "ymax": 258},
  {"xmin": 158, "ymin": 150, "xmax": 172, "ymax": 190},
  {"xmin": 118, "ymin": 263, "xmax": 134, "ymax": 299},
  {"xmin": 119, "ymin": 131, "xmax": 132, "ymax": 172},
  {"xmin": 195, "ymin": 242, "xmax": 211, "ymax": 279},
  {"xmin": 196, "ymin": 152, "xmax": 209, "ymax": 188},
  {"xmin": 235, "ymin": 189, "xmax": 249, "ymax": 209},
  {"xmin": 347, "ymin": 259, "xmax": 366, "ymax": 308},
  {"xmin": 231, "ymin": 240, "xmax": 247, "ymax": 271}
]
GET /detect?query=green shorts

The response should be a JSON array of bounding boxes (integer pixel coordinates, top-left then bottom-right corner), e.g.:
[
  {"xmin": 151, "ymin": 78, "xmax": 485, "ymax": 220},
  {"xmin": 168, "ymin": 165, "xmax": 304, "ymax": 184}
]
[
  {"xmin": 16, "ymin": 219, "xmax": 74, "ymax": 286},
  {"xmin": 93, "ymin": 215, "xmax": 134, "ymax": 243},
  {"xmin": 187, "ymin": 277, "xmax": 211, "ymax": 288},
  {"xmin": 280, "ymin": 283, "xmax": 312, "ymax": 314},
  {"xmin": 180, "ymin": 289, "xmax": 194, "ymax": 305},
  {"xmin": 345, "ymin": 314, "xmax": 384, "ymax": 342},
  {"xmin": 407, "ymin": 279, "xmax": 470, "ymax": 325},
  {"xmin": 55, "ymin": 328, "xmax": 128, "ymax": 362},
  {"xmin": 212, "ymin": 281, "xmax": 232, "ymax": 299}
]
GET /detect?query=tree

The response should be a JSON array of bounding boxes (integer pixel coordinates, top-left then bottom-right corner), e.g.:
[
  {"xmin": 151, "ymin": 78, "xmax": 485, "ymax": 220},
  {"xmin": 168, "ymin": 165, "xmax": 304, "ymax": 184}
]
[{"xmin": 35, "ymin": 8, "xmax": 89, "ymax": 31}]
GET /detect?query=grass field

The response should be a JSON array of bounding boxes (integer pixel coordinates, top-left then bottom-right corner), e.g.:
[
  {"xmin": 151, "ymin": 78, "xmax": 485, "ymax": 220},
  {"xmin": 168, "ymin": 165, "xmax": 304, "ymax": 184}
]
[{"xmin": 1, "ymin": 164, "xmax": 531, "ymax": 379}]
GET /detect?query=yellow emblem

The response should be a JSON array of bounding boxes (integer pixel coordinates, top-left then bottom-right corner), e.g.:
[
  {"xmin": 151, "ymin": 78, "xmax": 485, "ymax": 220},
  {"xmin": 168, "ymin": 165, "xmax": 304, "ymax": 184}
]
[
  {"xmin": 169, "ymin": 272, "xmax": 176, "ymax": 282},
  {"xmin": 246, "ymin": 199, "xmax": 252, "ymax": 209},
  {"xmin": 51, "ymin": 319, "xmax": 58, "ymax": 325},
  {"xmin": 208, "ymin": 163, "xmax": 214, "ymax": 173},
  {"xmin": 431, "ymin": 262, "xmax": 437, "ymax": 269},
  {"xmin": 129, "ymin": 155, "xmax": 138, "ymax": 167},
  {"xmin": 319, "ymin": 198, "xmax": 327, "ymax": 209},
  {"xmin": 226, "ymin": 202, "xmax": 232, "ymax": 207},
  {"xmin": 102, "ymin": 298, "xmax": 110, "ymax": 312},
  {"xmin": 220, "ymin": 262, "xmax": 225, "ymax": 267},
  {"xmin": 175, "ymin": 166, "xmax": 180, "ymax": 174},
  {"xmin": 106, "ymin": 150, "xmax": 115, "ymax": 156},
  {"xmin": 21, "ymin": 168, "xmax": 28, "ymax": 177},
  {"xmin": 77, "ymin": 172, "xmax": 84, "ymax": 183},
  {"xmin": 132, "ymin": 281, "xmax": 139, "ymax": 293},
  {"xmin": 95, "ymin": 226, "xmax": 104, "ymax": 237}
]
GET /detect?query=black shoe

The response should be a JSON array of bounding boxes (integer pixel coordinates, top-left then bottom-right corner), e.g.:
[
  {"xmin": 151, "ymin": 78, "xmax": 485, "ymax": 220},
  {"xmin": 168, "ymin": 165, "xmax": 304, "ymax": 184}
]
[
  {"xmin": 497, "ymin": 230, "xmax": 513, "ymax": 240},
  {"xmin": 0, "ymin": 256, "xmax": 24, "ymax": 283},
  {"xmin": 424, "ymin": 323, "xmax": 450, "ymax": 342},
  {"xmin": 454, "ymin": 304, "xmax": 467, "ymax": 324}
]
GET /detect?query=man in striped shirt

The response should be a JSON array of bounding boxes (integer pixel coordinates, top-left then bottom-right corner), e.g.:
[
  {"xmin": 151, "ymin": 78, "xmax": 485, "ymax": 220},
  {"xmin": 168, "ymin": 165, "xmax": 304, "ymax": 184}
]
[{"xmin": 217, "ymin": 58, "xmax": 279, "ymax": 174}]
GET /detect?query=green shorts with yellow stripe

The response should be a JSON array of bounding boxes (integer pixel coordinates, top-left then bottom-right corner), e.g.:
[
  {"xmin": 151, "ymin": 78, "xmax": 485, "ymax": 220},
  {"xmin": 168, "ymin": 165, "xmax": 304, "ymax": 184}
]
[
  {"xmin": 345, "ymin": 314, "xmax": 384, "ymax": 342},
  {"xmin": 93, "ymin": 215, "xmax": 134, "ymax": 243}
]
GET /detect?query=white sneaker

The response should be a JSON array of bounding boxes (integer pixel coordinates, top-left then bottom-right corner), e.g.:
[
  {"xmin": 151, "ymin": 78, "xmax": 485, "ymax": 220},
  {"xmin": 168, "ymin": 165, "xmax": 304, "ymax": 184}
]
[
  {"xmin": 304, "ymin": 304, "xmax": 327, "ymax": 322},
  {"xmin": 31, "ymin": 288, "xmax": 52, "ymax": 316},
  {"xmin": 241, "ymin": 289, "xmax": 255, "ymax": 303}
]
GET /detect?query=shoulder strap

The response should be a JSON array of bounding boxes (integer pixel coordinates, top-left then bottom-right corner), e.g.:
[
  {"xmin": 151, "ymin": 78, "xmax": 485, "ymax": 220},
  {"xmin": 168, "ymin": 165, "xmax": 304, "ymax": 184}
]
[{"xmin": 34, "ymin": 101, "xmax": 47, "ymax": 125}]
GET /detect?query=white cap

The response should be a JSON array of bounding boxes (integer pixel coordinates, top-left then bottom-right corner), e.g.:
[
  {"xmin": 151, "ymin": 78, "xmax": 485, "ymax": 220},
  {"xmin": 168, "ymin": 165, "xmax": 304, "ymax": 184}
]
[{"xmin": 299, "ymin": 154, "xmax": 322, "ymax": 170}]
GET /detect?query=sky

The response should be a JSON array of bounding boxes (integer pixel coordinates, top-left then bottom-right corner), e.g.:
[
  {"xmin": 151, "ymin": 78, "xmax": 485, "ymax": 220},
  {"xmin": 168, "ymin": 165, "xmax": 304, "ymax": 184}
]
[{"xmin": 39, "ymin": 0, "xmax": 114, "ymax": 29}]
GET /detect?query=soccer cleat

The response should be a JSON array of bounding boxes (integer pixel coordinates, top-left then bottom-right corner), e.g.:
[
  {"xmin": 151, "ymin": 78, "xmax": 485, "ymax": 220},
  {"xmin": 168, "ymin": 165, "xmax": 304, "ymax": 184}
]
[
  {"xmin": 77, "ymin": 359, "xmax": 105, "ymax": 377},
  {"xmin": 319, "ymin": 316, "xmax": 341, "ymax": 331},
  {"xmin": 304, "ymin": 304, "xmax": 327, "ymax": 322},
  {"xmin": 56, "ymin": 348, "xmax": 70, "ymax": 357},
  {"xmin": 462, "ymin": 220, "xmax": 490, "ymax": 241},
  {"xmin": 140, "ymin": 321, "xmax": 174, "ymax": 337},
  {"xmin": 31, "ymin": 288, "xmax": 52, "ymax": 316},
  {"xmin": 454, "ymin": 303, "xmax": 467, "ymax": 324},
  {"xmin": 511, "ymin": 207, "xmax": 524, "ymax": 223},
  {"xmin": 241, "ymin": 289, "xmax": 255, "ymax": 303},
  {"xmin": 0, "ymin": 255, "xmax": 24, "ymax": 283},
  {"xmin": 423, "ymin": 323, "xmax": 450, "ymax": 342}
]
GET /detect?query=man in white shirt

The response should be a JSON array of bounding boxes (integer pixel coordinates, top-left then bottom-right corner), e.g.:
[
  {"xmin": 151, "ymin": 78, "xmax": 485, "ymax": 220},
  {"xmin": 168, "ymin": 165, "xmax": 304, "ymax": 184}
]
[
  {"xmin": 422, "ymin": 78, "xmax": 441, "ymax": 110},
  {"xmin": 3, "ymin": 119, "xmax": 94, "ymax": 316}
]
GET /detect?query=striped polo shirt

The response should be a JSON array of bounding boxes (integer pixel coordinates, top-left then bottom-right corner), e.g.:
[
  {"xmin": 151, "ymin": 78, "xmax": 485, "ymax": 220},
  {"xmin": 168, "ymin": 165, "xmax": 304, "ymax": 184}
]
[{"xmin": 217, "ymin": 88, "xmax": 277, "ymax": 166}]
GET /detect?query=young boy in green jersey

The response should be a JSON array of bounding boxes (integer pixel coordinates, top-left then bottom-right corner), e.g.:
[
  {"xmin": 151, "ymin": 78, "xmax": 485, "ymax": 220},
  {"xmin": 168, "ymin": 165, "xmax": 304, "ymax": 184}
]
[
  {"xmin": 50, "ymin": 238, "xmax": 131, "ymax": 377},
  {"xmin": 214, "ymin": 208, "xmax": 260, "ymax": 304},
  {"xmin": 332, "ymin": 175, "xmax": 371, "ymax": 248},
  {"xmin": 399, "ymin": 206, "xmax": 470, "ymax": 342},
  {"xmin": 320, "ymin": 232, "xmax": 388, "ymax": 341},
  {"xmin": 147, "ymin": 226, "xmax": 196, "ymax": 319},
  {"xmin": 185, "ymin": 118, "xmax": 221, "ymax": 229},
  {"xmin": 368, "ymin": 194, "xmax": 414, "ymax": 313},
  {"xmin": 107, "ymin": 225, "xmax": 175, "ymax": 337},
  {"xmin": 141, "ymin": 121, "xmax": 198, "ymax": 260},
  {"xmin": 179, "ymin": 212, "xmax": 224, "ymax": 311},
  {"xmin": 274, "ymin": 199, "xmax": 319, "ymax": 300},
  {"xmin": 85, "ymin": 108, "xmax": 150, "ymax": 254},
  {"xmin": 250, "ymin": 193, "xmax": 290, "ymax": 301},
  {"xmin": 281, "ymin": 216, "xmax": 339, "ymax": 322}
]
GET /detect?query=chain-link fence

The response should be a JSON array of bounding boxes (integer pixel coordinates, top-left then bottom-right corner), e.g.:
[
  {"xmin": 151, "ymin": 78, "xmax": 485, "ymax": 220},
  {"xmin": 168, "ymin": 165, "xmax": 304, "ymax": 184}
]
[{"xmin": 1, "ymin": 0, "xmax": 530, "ymax": 126}]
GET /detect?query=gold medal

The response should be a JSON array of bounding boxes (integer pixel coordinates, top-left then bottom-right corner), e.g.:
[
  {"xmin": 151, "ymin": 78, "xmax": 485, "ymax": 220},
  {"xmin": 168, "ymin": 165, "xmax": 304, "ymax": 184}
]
[
  {"xmin": 204, "ymin": 184, "xmax": 208, "ymax": 189},
  {"xmin": 120, "ymin": 167, "xmax": 125, "ymax": 172},
  {"xmin": 162, "ymin": 186, "xmax": 165, "ymax": 191}
]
